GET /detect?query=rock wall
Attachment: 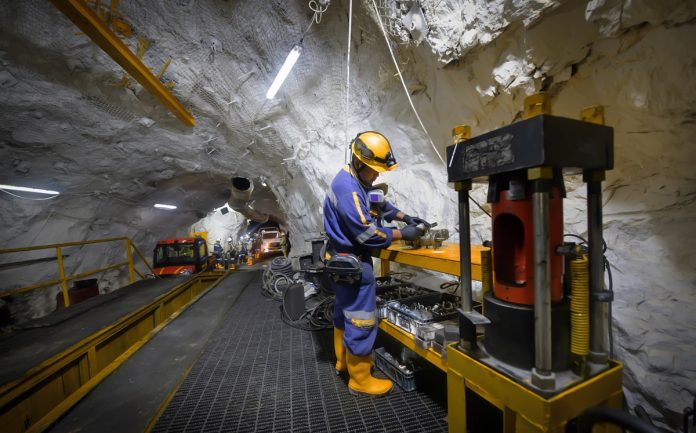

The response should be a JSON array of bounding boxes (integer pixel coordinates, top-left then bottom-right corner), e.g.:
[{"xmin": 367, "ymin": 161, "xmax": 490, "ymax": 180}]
[
  {"xmin": 373, "ymin": 0, "xmax": 696, "ymax": 428},
  {"xmin": 0, "ymin": 0, "xmax": 694, "ymax": 428}
]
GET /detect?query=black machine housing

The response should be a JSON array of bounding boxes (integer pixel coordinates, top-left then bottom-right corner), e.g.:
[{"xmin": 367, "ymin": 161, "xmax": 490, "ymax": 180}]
[
  {"xmin": 446, "ymin": 114, "xmax": 613, "ymax": 182},
  {"xmin": 446, "ymin": 114, "xmax": 614, "ymax": 391}
]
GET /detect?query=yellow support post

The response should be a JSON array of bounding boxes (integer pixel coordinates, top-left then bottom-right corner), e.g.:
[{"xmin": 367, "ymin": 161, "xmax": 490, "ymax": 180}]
[
  {"xmin": 49, "ymin": 0, "xmax": 195, "ymax": 127},
  {"xmin": 580, "ymin": 105, "xmax": 605, "ymax": 125},
  {"xmin": 380, "ymin": 258, "xmax": 390, "ymax": 277},
  {"xmin": 523, "ymin": 92, "xmax": 551, "ymax": 119},
  {"xmin": 137, "ymin": 35, "xmax": 149, "ymax": 60},
  {"xmin": 108, "ymin": 0, "xmax": 120, "ymax": 23},
  {"xmin": 447, "ymin": 345, "xmax": 623, "ymax": 433},
  {"xmin": 157, "ymin": 57, "xmax": 172, "ymax": 80},
  {"xmin": 56, "ymin": 247, "xmax": 71, "ymax": 307},
  {"xmin": 125, "ymin": 239, "xmax": 135, "ymax": 284}
]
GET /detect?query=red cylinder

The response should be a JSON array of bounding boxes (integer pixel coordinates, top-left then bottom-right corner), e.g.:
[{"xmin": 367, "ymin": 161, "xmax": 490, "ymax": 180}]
[{"xmin": 491, "ymin": 187, "xmax": 564, "ymax": 305}]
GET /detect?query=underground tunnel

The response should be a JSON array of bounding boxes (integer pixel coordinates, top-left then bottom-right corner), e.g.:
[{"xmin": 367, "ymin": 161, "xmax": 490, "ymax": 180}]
[{"xmin": 0, "ymin": 1, "xmax": 694, "ymax": 432}]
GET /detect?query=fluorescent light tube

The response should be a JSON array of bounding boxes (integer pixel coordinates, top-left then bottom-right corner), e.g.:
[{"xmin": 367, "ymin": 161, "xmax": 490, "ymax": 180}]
[
  {"xmin": 266, "ymin": 45, "xmax": 302, "ymax": 99},
  {"xmin": 154, "ymin": 204, "xmax": 177, "ymax": 210},
  {"xmin": 0, "ymin": 184, "xmax": 59, "ymax": 195}
]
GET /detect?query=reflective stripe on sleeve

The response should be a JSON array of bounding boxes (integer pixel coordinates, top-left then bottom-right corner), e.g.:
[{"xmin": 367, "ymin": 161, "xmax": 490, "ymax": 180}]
[
  {"xmin": 356, "ymin": 225, "xmax": 377, "ymax": 244},
  {"xmin": 352, "ymin": 191, "xmax": 368, "ymax": 225},
  {"xmin": 344, "ymin": 309, "xmax": 376, "ymax": 328}
]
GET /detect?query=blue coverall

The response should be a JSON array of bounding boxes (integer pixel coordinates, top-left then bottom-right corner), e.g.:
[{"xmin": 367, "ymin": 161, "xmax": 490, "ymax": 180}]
[{"xmin": 323, "ymin": 165, "xmax": 401, "ymax": 356}]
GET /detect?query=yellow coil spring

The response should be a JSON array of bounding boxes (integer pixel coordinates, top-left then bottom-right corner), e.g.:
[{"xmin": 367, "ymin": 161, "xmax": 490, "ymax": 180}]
[{"xmin": 570, "ymin": 255, "xmax": 590, "ymax": 356}]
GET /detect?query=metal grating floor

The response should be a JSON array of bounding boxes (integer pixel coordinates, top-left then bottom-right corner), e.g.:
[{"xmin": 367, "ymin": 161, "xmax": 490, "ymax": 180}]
[{"xmin": 152, "ymin": 271, "xmax": 448, "ymax": 433}]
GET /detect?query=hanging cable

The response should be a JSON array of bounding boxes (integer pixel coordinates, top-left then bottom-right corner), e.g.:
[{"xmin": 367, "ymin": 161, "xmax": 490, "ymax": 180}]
[
  {"xmin": 470, "ymin": 196, "xmax": 491, "ymax": 218},
  {"xmin": 368, "ymin": 3, "xmax": 492, "ymax": 217},
  {"xmin": 370, "ymin": 0, "xmax": 445, "ymax": 165},
  {"xmin": 301, "ymin": 1, "xmax": 329, "ymax": 43},
  {"xmin": 308, "ymin": 0, "xmax": 329, "ymax": 24},
  {"xmin": 344, "ymin": 0, "xmax": 353, "ymax": 164},
  {"xmin": 440, "ymin": 280, "xmax": 460, "ymax": 294},
  {"xmin": 605, "ymin": 255, "xmax": 614, "ymax": 358}
]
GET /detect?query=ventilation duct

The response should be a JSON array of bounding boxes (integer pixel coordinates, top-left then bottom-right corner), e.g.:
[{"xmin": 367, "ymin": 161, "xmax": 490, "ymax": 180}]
[{"xmin": 227, "ymin": 177, "xmax": 269, "ymax": 223}]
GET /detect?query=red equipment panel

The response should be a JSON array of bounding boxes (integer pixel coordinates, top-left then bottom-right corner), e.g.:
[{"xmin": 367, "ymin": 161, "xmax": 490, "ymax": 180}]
[{"xmin": 491, "ymin": 188, "xmax": 564, "ymax": 305}]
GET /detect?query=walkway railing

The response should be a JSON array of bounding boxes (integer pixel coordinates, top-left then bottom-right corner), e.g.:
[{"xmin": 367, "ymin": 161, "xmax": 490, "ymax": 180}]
[{"xmin": 0, "ymin": 237, "xmax": 156, "ymax": 306}]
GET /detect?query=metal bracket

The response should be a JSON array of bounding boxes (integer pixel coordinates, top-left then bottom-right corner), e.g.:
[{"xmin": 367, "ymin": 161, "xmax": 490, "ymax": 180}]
[
  {"xmin": 591, "ymin": 291, "xmax": 614, "ymax": 302},
  {"xmin": 457, "ymin": 308, "xmax": 489, "ymax": 352}
]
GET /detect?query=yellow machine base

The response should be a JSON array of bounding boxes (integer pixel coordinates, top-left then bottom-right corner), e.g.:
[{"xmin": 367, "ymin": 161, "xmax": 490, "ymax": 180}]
[{"xmin": 447, "ymin": 345, "xmax": 623, "ymax": 433}]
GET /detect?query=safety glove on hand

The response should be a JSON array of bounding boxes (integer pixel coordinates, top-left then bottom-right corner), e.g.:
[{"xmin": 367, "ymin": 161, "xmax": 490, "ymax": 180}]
[
  {"xmin": 403, "ymin": 215, "xmax": 431, "ymax": 227},
  {"xmin": 400, "ymin": 224, "xmax": 426, "ymax": 241}
]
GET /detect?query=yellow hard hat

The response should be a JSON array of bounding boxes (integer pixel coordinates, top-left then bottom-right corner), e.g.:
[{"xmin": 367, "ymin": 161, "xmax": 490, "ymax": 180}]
[{"xmin": 351, "ymin": 131, "xmax": 399, "ymax": 172}]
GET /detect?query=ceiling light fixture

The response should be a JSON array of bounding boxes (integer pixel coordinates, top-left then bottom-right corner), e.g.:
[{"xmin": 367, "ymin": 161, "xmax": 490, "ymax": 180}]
[
  {"xmin": 266, "ymin": 45, "xmax": 302, "ymax": 99},
  {"xmin": 0, "ymin": 184, "xmax": 60, "ymax": 195},
  {"xmin": 154, "ymin": 203, "xmax": 177, "ymax": 210},
  {"xmin": 264, "ymin": 1, "xmax": 329, "ymax": 99},
  {"xmin": 214, "ymin": 203, "xmax": 231, "ymax": 214}
]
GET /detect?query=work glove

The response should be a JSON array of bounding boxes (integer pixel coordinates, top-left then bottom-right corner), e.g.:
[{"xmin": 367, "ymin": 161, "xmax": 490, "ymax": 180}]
[
  {"xmin": 400, "ymin": 224, "xmax": 426, "ymax": 241},
  {"xmin": 403, "ymin": 215, "xmax": 431, "ymax": 227}
]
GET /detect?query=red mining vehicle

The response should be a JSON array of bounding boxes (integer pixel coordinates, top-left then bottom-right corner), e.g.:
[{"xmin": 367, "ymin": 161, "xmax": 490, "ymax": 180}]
[{"xmin": 152, "ymin": 237, "xmax": 215, "ymax": 277}]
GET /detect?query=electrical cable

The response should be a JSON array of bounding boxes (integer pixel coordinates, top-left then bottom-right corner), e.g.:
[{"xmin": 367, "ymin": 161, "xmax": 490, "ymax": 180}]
[
  {"xmin": 308, "ymin": 0, "xmax": 329, "ymax": 24},
  {"xmin": 300, "ymin": 1, "xmax": 329, "ymax": 43},
  {"xmin": 605, "ymin": 255, "xmax": 614, "ymax": 358},
  {"xmin": 440, "ymin": 280, "xmax": 460, "ymax": 294},
  {"xmin": 369, "ymin": 0, "xmax": 445, "ymax": 165},
  {"xmin": 470, "ymin": 196, "xmax": 491, "ymax": 218},
  {"xmin": 344, "ymin": 0, "xmax": 353, "ymax": 165},
  {"xmin": 564, "ymin": 233, "xmax": 588, "ymax": 244},
  {"xmin": 261, "ymin": 257, "xmax": 296, "ymax": 300},
  {"xmin": 370, "ymin": 3, "xmax": 490, "ymax": 217},
  {"xmin": 261, "ymin": 253, "xmax": 334, "ymax": 331},
  {"xmin": 280, "ymin": 294, "xmax": 334, "ymax": 331}
]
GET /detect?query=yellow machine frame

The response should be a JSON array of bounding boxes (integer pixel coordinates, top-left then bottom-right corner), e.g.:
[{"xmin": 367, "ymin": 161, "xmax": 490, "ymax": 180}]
[
  {"xmin": 373, "ymin": 240, "xmax": 624, "ymax": 433},
  {"xmin": 447, "ymin": 346, "xmax": 623, "ymax": 433}
]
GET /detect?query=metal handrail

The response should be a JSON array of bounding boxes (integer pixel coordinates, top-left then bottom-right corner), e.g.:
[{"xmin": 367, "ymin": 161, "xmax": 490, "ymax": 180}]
[{"xmin": 0, "ymin": 237, "xmax": 157, "ymax": 306}]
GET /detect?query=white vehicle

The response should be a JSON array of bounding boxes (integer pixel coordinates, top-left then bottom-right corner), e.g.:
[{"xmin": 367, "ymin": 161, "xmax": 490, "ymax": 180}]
[{"xmin": 259, "ymin": 229, "xmax": 283, "ymax": 254}]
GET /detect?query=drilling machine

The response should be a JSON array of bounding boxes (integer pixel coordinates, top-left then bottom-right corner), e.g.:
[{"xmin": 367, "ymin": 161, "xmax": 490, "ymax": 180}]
[{"xmin": 444, "ymin": 95, "xmax": 628, "ymax": 433}]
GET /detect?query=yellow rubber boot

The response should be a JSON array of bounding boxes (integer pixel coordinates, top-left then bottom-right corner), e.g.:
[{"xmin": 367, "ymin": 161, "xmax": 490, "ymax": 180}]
[
  {"xmin": 334, "ymin": 328, "xmax": 347, "ymax": 375},
  {"xmin": 346, "ymin": 352, "xmax": 393, "ymax": 396}
]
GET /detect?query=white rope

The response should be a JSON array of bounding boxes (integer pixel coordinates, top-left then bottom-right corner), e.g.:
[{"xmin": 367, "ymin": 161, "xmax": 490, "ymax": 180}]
[
  {"xmin": 369, "ymin": 0, "xmax": 445, "ymax": 165},
  {"xmin": 308, "ymin": 0, "xmax": 329, "ymax": 24},
  {"xmin": 345, "ymin": 0, "xmax": 353, "ymax": 164}
]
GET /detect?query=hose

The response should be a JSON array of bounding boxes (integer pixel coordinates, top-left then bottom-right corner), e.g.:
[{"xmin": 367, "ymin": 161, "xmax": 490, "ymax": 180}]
[
  {"xmin": 570, "ymin": 255, "xmax": 590, "ymax": 357},
  {"xmin": 261, "ymin": 256, "xmax": 296, "ymax": 300},
  {"xmin": 280, "ymin": 295, "xmax": 334, "ymax": 331},
  {"xmin": 270, "ymin": 256, "xmax": 294, "ymax": 276},
  {"xmin": 262, "ymin": 256, "xmax": 334, "ymax": 331},
  {"xmin": 576, "ymin": 406, "xmax": 663, "ymax": 433},
  {"xmin": 440, "ymin": 280, "xmax": 459, "ymax": 294}
]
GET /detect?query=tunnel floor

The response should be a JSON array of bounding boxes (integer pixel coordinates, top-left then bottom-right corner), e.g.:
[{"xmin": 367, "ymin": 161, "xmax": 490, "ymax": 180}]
[{"xmin": 151, "ymin": 270, "xmax": 448, "ymax": 433}]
